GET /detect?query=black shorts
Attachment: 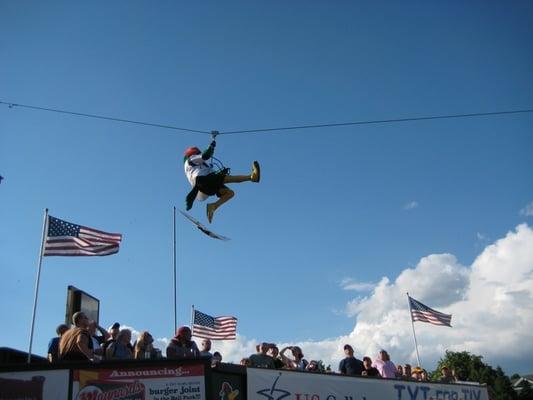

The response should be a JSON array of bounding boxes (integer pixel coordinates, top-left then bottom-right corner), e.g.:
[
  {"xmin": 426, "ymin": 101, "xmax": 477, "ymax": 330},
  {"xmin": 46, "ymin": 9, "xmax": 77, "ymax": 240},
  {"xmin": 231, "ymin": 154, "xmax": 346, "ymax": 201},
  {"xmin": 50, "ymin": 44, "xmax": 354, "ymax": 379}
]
[{"xmin": 196, "ymin": 172, "xmax": 228, "ymax": 197}]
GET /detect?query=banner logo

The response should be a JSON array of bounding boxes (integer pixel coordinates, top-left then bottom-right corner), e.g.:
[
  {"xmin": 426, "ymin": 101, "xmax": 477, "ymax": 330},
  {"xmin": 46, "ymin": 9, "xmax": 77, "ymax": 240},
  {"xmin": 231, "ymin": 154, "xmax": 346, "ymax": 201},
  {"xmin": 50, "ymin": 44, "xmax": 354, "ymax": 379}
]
[{"xmin": 256, "ymin": 373, "xmax": 291, "ymax": 400}]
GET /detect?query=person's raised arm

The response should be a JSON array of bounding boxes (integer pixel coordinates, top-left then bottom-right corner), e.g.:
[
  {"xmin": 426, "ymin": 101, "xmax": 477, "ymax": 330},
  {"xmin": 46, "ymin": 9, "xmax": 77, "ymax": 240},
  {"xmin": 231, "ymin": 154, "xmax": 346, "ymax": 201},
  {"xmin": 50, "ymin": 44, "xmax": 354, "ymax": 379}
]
[
  {"xmin": 96, "ymin": 324, "xmax": 110, "ymax": 341},
  {"xmin": 202, "ymin": 140, "xmax": 216, "ymax": 160},
  {"xmin": 280, "ymin": 347, "xmax": 294, "ymax": 369}
]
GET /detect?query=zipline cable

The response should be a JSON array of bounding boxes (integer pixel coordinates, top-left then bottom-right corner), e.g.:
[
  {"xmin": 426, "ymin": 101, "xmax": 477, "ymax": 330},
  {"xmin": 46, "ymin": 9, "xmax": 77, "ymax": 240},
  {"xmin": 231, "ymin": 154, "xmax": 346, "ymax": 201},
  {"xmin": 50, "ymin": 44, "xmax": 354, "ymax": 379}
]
[
  {"xmin": 219, "ymin": 108, "xmax": 533, "ymax": 135},
  {"xmin": 0, "ymin": 100, "xmax": 210, "ymax": 134},
  {"xmin": 2, "ymin": 100, "xmax": 533, "ymax": 136}
]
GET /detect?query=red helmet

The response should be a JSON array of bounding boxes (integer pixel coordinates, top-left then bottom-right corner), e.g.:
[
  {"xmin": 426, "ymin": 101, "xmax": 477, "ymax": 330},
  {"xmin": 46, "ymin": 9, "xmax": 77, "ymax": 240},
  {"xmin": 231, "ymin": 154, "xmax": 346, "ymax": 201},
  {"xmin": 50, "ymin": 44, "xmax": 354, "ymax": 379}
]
[{"xmin": 183, "ymin": 146, "xmax": 201, "ymax": 158}]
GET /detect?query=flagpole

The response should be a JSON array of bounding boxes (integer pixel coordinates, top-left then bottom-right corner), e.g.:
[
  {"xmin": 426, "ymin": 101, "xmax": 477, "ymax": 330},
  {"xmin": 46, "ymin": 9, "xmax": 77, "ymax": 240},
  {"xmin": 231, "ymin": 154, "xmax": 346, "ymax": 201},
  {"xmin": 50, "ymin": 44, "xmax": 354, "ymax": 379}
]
[
  {"xmin": 190, "ymin": 305, "xmax": 195, "ymax": 335},
  {"xmin": 173, "ymin": 207, "xmax": 177, "ymax": 334},
  {"xmin": 27, "ymin": 208, "xmax": 49, "ymax": 363},
  {"xmin": 407, "ymin": 292, "xmax": 422, "ymax": 367}
]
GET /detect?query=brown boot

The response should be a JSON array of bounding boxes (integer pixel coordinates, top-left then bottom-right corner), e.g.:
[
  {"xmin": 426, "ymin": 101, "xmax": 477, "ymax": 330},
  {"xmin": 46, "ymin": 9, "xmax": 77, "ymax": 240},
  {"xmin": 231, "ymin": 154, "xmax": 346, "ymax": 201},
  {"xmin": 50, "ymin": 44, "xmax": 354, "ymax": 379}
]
[{"xmin": 251, "ymin": 161, "xmax": 261, "ymax": 183}]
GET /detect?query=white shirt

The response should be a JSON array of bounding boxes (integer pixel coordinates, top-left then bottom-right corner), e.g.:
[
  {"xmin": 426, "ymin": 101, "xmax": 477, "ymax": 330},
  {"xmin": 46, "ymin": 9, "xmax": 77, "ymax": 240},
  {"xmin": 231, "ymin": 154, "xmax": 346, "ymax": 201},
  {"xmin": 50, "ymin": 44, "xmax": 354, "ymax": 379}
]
[{"xmin": 184, "ymin": 154, "xmax": 213, "ymax": 201}]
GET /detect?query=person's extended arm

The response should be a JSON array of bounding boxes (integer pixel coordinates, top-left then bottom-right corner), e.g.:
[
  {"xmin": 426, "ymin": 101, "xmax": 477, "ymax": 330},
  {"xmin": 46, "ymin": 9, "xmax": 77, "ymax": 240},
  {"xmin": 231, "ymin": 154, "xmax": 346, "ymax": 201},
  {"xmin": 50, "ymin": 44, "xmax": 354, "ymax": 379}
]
[
  {"xmin": 202, "ymin": 141, "xmax": 216, "ymax": 160},
  {"xmin": 96, "ymin": 325, "xmax": 110, "ymax": 342},
  {"xmin": 280, "ymin": 347, "xmax": 294, "ymax": 369}
]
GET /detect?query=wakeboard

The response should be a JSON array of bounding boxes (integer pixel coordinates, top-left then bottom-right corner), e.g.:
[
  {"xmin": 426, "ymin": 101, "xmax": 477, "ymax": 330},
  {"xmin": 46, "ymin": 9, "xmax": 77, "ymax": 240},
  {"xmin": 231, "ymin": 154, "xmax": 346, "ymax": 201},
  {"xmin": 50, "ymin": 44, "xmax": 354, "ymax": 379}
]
[{"xmin": 179, "ymin": 210, "xmax": 230, "ymax": 241}]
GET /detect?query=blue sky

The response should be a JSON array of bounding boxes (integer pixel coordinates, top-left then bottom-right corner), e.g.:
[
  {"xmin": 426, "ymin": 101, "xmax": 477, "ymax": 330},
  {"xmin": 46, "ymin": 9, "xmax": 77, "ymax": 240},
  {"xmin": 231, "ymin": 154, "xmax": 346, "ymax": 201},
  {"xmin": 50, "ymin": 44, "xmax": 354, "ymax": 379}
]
[{"xmin": 1, "ymin": 1, "xmax": 532, "ymax": 374}]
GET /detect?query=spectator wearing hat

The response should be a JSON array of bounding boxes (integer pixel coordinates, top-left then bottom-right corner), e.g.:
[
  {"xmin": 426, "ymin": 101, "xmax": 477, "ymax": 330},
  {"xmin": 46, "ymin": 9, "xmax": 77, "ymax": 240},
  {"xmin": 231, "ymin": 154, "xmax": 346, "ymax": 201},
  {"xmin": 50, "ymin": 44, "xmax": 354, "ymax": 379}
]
[
  {"xmin": 338, "ymin": 344, "xmax": 364, "ymax": 376},
  {"xmin": 101, "ymin": 322, "xmax": 120, "ymax": 359},
  {"xmin": 166, "ymin": 326, "xmax": 200, "ymax": 359},
  {"xmin": 411, "ymin": 366, "xmax": 424, "ymax": 381},
  {"xmin": 108, "ymin": 322, "xmax": 120, "ymax": 340},
  {"xmin": 47, "ymin": 324, "xmax": 69, "ymax": 362}
]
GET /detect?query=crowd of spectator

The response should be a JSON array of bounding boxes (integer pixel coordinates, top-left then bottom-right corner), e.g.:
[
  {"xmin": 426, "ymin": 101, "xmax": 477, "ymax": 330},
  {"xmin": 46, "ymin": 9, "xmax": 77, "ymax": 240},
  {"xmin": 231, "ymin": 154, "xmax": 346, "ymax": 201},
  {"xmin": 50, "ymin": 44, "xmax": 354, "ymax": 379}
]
[
  {"xmin": 239, "ymin": 341, "xmax": 443, "ymax": 383},
  {"xmin": 48, "ymin": 315, "xmax": 458, "ymax": 384}
]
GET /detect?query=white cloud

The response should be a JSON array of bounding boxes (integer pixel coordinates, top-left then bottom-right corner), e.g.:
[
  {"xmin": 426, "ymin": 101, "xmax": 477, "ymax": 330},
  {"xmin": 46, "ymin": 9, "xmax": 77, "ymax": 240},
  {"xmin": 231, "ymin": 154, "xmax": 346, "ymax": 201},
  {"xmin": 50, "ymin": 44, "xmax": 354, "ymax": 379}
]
[
  {"xmin": 520, "ymin": 202, "xmax": 533, "ymax": 217},
  {"xmin": 340, "ymin": 278, "xmax": 375, "ymax": 292},
  {"xmin": 404, "ymin": 201, "xmax": 419, "ymax": 210},
  {"xmin": 396, "ymin": 254, "xmax": 469, "ymax": 306},
  {"xmin": 126, "ymin": 225, "xmax": 533, "ymax": 373},
  {"xmin": 346, "ymin": 224, "xmax": 533, "ymax": 372}
]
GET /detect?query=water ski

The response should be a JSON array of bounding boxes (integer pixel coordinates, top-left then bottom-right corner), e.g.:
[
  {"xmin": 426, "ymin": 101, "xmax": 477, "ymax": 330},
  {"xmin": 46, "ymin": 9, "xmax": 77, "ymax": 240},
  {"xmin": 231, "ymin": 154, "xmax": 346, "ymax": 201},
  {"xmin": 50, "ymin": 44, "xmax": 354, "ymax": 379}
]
[{"xmin": 179, "ymin": 211, "xmax": 230, "ymax": 241}]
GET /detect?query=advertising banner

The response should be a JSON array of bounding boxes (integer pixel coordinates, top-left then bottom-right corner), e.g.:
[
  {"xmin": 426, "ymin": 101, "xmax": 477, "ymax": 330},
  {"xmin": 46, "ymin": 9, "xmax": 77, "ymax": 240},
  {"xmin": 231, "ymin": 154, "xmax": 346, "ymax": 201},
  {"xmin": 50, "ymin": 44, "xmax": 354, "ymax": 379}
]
[
  {"xmin": 212, "ymin": 369, "xmax": 245, "ymax": 400},
  {"xmin": 247, "ymin": 368, "xmax": 489, "ymax": 400},
  {"xmin": 0, "ymin": 369, "xmax": 70, "ymax": 400},
  {"xmin": 72, "ymin": 363, "xmax": 205, "ymax": 400}
]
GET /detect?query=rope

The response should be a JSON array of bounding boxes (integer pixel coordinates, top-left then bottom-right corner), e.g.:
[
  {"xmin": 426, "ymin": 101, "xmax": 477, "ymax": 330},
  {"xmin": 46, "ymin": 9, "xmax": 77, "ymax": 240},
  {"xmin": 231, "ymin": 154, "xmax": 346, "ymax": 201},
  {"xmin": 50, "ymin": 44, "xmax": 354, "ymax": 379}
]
[
  {"xmin": 219, "ymin": 109, "xmax": 533, "ymax": 135},
  {"xmin": 2, "ymin": 100, "xmax": 533, "ymax": 137},
  {"xmin": 0, "ymin": 101, "xmax": 210, "ymax": 134}
]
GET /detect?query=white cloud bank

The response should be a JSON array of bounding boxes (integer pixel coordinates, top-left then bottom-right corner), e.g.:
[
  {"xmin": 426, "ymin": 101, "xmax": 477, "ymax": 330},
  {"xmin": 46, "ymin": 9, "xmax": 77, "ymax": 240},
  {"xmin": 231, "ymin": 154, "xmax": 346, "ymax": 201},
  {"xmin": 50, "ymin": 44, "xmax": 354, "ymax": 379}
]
[{"xmin": 129, "ymin": 224, "xmax": 533, "ymax": 374}]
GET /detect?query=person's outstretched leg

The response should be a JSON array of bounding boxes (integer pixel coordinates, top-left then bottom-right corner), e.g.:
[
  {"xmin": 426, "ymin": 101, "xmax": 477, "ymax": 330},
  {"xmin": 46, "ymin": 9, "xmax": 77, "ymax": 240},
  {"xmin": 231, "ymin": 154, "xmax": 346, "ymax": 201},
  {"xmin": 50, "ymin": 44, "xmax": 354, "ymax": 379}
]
[
  {"xmin": 207, "ymin": 187, "xmax": 234, "ymax": 223},
  {"xmin": 224, "ymin": 175, "xmax": 250, "ymax": 183},
  {"xmin": 223, "ymin": 161, "xmax": 260, "ymax": 184}
]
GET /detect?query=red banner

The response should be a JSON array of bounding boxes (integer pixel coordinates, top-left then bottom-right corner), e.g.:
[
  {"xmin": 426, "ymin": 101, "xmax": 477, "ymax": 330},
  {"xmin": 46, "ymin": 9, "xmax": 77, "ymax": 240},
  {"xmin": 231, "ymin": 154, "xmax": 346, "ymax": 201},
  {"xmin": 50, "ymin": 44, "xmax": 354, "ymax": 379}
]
[{"xmin": 72, "ymin": 364, "xmax": 205, "ymax": 400}]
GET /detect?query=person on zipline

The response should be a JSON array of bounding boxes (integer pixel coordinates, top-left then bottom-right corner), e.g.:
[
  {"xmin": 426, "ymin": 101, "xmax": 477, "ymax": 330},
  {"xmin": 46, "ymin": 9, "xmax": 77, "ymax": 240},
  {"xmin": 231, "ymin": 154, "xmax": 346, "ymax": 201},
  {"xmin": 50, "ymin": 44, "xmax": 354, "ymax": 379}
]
[{"xmin": 184, "ymin": 139, "xmax": 260, "ymax": 223}]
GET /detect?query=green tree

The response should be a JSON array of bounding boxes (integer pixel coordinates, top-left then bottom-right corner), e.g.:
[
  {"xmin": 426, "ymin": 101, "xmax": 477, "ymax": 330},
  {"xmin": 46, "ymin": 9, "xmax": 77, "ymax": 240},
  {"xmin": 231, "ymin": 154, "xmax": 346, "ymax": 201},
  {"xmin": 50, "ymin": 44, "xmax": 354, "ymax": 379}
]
[
  {"xmin": 493, "ymin": 367, "xmax": 516, "ymax": 400},
  {"xmin": 432, "ymin": 351, "xmax": 517, "ymax": 400}
]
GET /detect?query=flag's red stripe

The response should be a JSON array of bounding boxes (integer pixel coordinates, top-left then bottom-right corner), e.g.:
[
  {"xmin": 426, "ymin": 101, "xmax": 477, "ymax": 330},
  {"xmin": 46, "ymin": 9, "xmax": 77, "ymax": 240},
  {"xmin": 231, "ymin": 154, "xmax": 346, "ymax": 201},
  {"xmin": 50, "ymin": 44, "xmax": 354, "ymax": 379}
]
[
  {"xmin": 43, "ymin": 249, "xmax": 119, "ymax": 256},
  {"xmin": 80, "ymin": 226, "xmax": 122, "ymax": 240},
  {"xmin": 412, "ymin": 313, "xmax": 451, "ymax": 321},
  {"xmin": 47, "ymin": 236, "xmax": 119, "ymax": 246}
]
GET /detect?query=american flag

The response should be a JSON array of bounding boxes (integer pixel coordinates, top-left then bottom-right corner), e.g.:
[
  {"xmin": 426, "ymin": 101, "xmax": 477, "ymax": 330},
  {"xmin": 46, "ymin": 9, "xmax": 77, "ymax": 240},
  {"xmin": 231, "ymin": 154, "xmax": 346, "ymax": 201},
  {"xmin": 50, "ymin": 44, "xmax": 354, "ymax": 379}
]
[
  {"xmin": 43, "ymin": 216, "xmax": 122, "ymax": 256},
  {"xmin": 192, "ymin": 309, "xmax": 237, "ymax": 340},
  {"xmin": 409, "ymin": 296, "xmax": 452, "ymax": 327}
]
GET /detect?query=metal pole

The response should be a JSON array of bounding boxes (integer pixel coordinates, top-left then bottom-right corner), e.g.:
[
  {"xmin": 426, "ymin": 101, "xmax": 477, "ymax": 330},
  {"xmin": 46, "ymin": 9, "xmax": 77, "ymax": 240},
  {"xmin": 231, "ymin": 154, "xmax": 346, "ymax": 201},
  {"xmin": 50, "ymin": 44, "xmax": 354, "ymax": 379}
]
[
  {"xmin": 190, "ymin": 305, "xmax": 195, "ymax": 335},
  {"xmin": 27, "ymin": 208, "xmax": 49, "ymax": 363},
  {"xmin": 173, "ymin": 206, "xmax": 177, "ymax": 334},
  {"xmin": 407, "ymin": 292, "xmax": 422, "ymax": 367}
]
